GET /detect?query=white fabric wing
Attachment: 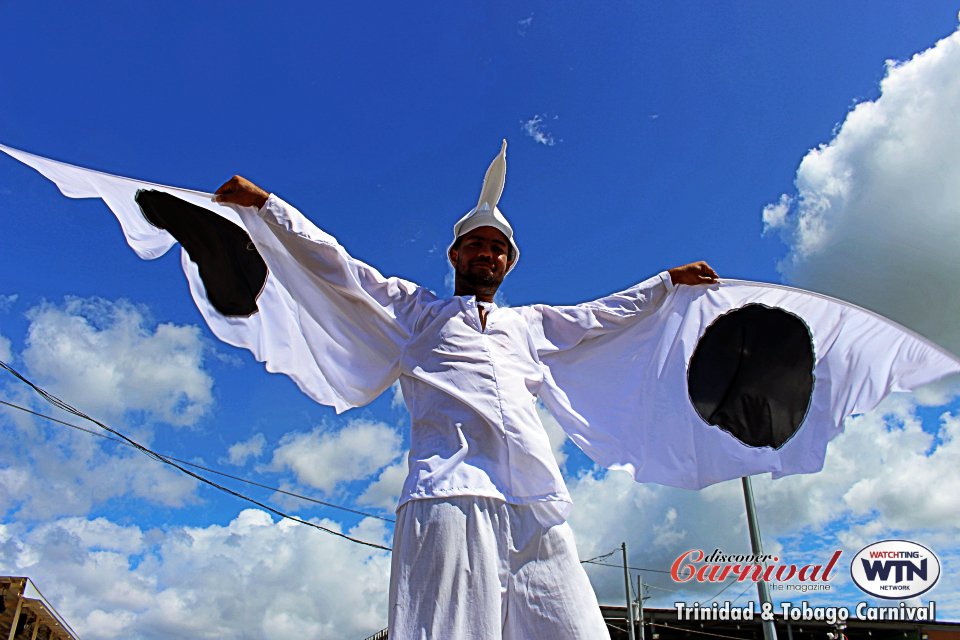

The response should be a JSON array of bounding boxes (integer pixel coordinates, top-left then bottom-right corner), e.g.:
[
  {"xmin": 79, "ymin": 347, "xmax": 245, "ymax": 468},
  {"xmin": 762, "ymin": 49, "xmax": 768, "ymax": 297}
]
[
  {"xmin": 0, "ymin": 144, "xmax": 411, "ymax": 412},
  {"xmin": 536, "ymin": 280, "xmax": 960, "ymax": 489}
]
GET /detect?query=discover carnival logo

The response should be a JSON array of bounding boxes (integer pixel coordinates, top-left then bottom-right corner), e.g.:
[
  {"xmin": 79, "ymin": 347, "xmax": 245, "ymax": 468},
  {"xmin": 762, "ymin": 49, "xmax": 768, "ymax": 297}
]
[
  {"xmin": 850, "ymin": 540, "xmax": 941, "ymax": 599},
  {"xmin": 671, "ymin": 548, "xmax": 841, "ymax": 591}
]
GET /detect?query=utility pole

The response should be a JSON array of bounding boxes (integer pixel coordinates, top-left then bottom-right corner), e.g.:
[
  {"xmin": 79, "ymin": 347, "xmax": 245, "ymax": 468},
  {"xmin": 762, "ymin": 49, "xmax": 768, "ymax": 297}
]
[
  {"xmin": 636, "ymin": 574, "xmax": 647, "ymax": 640},
  {"xmin": 622, "ymin": 542, "xmax": 636, "ymax": 640},
  {"xmin": 742, "ymin": 476, "xmax": 778, "ymax": 640}
]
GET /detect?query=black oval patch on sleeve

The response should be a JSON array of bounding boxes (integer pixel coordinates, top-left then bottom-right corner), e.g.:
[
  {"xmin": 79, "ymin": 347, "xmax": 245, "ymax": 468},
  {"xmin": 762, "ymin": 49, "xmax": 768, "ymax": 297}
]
[
  {"xmin": 687, "ymin": 304, "xmax": 815, "ymax": 449},
  {"xmin": 135, "ymin": 190, "xmax": 267, "ymax": 317}
]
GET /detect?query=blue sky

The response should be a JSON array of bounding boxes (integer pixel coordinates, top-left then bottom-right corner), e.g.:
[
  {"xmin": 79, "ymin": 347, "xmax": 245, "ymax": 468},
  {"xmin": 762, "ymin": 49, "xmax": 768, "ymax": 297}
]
[{"xmin": 2, "ymin": 3, "xmax": 960, "ymax": 638}]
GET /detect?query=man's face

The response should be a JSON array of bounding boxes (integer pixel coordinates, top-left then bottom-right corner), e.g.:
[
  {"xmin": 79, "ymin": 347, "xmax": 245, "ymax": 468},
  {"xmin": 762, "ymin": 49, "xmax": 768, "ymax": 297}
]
[{"xmin": 449, "ymin": 226, "xmax": 513, "ymax": 289}]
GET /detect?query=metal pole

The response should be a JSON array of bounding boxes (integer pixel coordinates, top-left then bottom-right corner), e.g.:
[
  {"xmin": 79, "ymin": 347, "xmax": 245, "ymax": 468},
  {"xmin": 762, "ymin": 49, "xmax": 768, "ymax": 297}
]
[
  {"xmin": 637, "ymin": 574, "xmax": 646, "ymax": 640},
  {"xmin": 742, "ymin": 476, "xmax": 778, "ymax": 640},
  {"xmin": 623, "ymin": 542, "xmax": 636, "ymax": 640}
]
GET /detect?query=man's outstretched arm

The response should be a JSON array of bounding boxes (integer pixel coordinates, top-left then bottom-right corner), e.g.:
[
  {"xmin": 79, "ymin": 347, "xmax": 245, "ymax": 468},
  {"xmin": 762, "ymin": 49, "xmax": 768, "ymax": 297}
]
[
  {"xmin": 209, "ymin": 174, "xmax": 435, "ymax": 408},
  {"xmin": 523, "ymin": 261, "xmax": 719, "ymax": 353},
  {"xmin": 211, "ymin": 174, "xmax": 430, "ymax": 316}
]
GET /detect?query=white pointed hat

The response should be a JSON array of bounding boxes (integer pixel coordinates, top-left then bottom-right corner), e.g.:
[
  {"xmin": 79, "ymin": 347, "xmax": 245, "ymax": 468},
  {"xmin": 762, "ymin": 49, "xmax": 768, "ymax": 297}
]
[{"xmin": 449, "ymin": 139, "xmax": 519, "ymax": 273}]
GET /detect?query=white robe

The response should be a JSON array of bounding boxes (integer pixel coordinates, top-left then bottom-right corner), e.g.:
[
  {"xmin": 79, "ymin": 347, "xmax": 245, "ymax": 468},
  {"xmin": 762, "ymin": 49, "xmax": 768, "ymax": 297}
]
[{"xmin": 253, "ymin": 194, "xmax": 674, "ymax": 513}]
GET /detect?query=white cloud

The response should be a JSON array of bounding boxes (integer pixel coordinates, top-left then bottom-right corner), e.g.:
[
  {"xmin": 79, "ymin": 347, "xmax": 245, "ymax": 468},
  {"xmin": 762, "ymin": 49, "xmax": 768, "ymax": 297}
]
[
  {"xmin": 6, "ymin": 398, "xmax": 960, "ymax": 633},
  {"xmin": 834, "ymin": 411, "xmax": 960, "ymax": 528},
  {"xmin": 0, "ymin": 300, "xmax": 15, "ymax": 363},
  {"xmin": 910, "ymin": 374, "xmax": 960, "ymax": 406},
  {"xmin": 567, "ymin": 467, "xmax": 748, "ymax": 605},
  {"xmin": 521, "ymin": 114, "xmax": 559, "ymax": 146},
  {"xmin": 0, "ymin": 331, "xmax": 11, "ymax": 362},
  {"xmin": 390, "ymin": 381, "xmax": 405, "ymax": 410},
  {"xmin": 745, "ymin": 397, "xmax": 960, "ymax": 534},
  {"xmin": 444, "ymin": 265, "xmax": 455, "ymax": 295},
  {"xmin": 0, "ymin": 298, "xmax": 213, "ymax": 519},
  {"xmin": 22, "ymin": 297, "xmax": 213, "ymax": 427},
  {"xmin": 226, "ymin": 432, "xmax": 267, "ymax": 466},
  {"xmin": 566, "ymin": 395, "xmax": 960, "ymax": 610},
  {"xmin": 517, "ymin": 14, "xmax": 534, "ymax": 36},
  {"xmin": 42, "ymin": 516, "xmax": 146, "ymax": 554},
  {"xmin": 537, "ymin": 402, "xmax": 569, "ymax": 469},
  {"xmin": 763, "ymin": 25, "xmax": 960, "ymax": 355},
  {"xmin": 0, "ymin": 293, "xmax": 17, "ymax": 312},
  {"xmin": 0, "ymin": 510, "xmax": 393, "ymax": 640},
  {"xmin": 0, "ymin": 416, "xmax": 200, "ymax": 520},
  {"xmin": 358, "ymin": 459, "xmax": 407, "ymax": 511},
  {"xmin": 761, "ymin": 193, "xmax": 792, "ymax": 235},
  {"xmin": 270, "ymin": 420, "xmax": 403, "ymax": 494}
]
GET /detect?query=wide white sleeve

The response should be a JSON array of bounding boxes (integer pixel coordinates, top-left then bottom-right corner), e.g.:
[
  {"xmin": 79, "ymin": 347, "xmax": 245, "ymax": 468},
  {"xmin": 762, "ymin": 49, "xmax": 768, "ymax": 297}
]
[
  {"xmin": 0, "ymin": 144, "xmax": 424, "ymax": 413},
  {"xmin": 520, "ymin": 271, "xmax": 674, "ymax": 355},
  {"xmin": 524, "ymin": 280, "xmax": 960, "ymax": 490},
  {"xmin": 234, "ymin": 194, "xmax": 434, "ymax": 410}
]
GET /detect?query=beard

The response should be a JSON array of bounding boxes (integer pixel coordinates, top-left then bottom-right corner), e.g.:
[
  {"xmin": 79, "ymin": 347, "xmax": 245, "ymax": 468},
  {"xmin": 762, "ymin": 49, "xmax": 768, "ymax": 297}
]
[{"xmin": 455, "ymin": 257, "xmax": 504, "ymax": 290}]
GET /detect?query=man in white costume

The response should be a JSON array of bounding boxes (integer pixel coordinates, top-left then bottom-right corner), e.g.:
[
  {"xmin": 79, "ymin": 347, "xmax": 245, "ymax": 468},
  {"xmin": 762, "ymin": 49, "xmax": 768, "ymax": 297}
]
[
  {"xmin": 4, "ymin": 141, "xmax": 957, "ymax": 636},
  {"xmin": 214, "ymin": 141, "xmax": 718, "ymax": 639}
]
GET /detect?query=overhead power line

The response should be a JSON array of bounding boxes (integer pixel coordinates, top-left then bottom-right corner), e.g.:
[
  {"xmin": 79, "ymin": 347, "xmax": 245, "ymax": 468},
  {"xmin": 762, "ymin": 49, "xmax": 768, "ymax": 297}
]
[
  {"xmin": 707, "ymin": 576, "xmax": 741, "ymax": 600},
  {"xmin": 0, "ymin": 359, "xmax": 693, "ymax": 581},
  {"xmin": 581, "ymin": 548, "xmax": 620, "ymax": 564},
  {"xmin": 581, "ymin": 559, "xmax": 673, "ymax": 575},
  {"xmin": 0, "ymin": 359, "xmax": 392, "ymax": 552},
  {"xmin": 0, "ymin": 398, "xmax": 395, "ymax": 524}
]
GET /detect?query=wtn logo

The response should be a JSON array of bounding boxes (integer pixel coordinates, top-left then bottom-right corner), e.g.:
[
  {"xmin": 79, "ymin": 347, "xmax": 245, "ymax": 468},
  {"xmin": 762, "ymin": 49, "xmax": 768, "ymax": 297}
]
[
  {"xmin": 851, "ymin": 541, "xmax": 940, "ymax": 599},
  {"xmin": 860, "ymin": 558, "xmax": 927, "ymax": 583}
]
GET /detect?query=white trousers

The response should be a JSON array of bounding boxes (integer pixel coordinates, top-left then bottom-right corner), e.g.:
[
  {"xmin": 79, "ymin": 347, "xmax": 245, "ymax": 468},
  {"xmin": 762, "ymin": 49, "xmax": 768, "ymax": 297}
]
[{"xmin": 388, "ymin": 497, "xmax": 611, "ymax": 640}]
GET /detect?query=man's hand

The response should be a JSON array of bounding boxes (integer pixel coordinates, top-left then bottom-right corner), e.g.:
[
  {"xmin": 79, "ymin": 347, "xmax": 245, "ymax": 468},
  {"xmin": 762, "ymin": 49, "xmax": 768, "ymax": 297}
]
[
  {"xmin": 668, "ymin": 261, "xmax": 719, "ymax": 286},
  {"xmin": 214, "ymin": 175, "xmax": 269, "ymax": 208}
]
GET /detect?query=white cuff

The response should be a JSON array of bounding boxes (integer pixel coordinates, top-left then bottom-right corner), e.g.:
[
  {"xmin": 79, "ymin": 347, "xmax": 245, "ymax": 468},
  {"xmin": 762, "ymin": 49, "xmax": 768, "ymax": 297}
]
[
  {"xmin": 659, "ymin": 270, "xmax": 675, "ymax": 291},
  {"xmin": 258, "ymin": 193, "xmax": 281, "ymax": 217}
]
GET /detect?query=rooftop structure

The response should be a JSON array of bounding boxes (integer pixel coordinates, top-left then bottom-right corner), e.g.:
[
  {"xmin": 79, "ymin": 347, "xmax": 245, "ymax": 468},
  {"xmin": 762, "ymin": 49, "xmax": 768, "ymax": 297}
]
[{"xmin": 0, "ymin": 577, "xmax": 80, "ymax": 640}]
